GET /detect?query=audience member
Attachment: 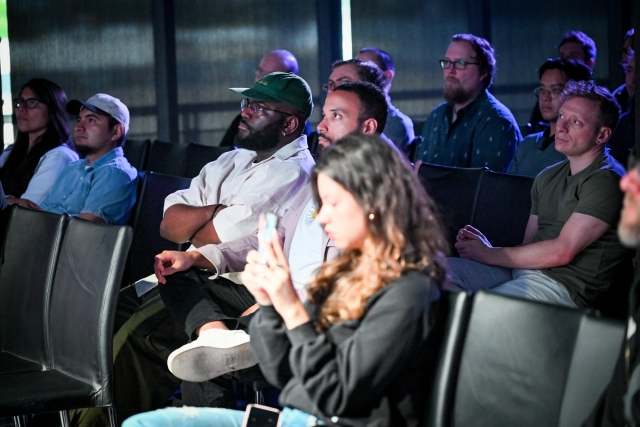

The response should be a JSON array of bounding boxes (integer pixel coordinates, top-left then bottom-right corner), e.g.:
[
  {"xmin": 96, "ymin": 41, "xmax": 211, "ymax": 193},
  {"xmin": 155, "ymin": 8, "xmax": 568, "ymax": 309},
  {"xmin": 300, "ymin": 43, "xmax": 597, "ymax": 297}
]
[
  {"xmin": 123, "ymin": 133, "xmax": 447, "ymax": 427},
  {"xmin": 220, "ymin": 50, "xmax": 311, "ymax": 147},
  {"xmin": 609, "ymin": 50, "xmax": 635, "ymax": 167},
  {"xmin": 558, "ymin": 30, "xmax": 597, "ymax": 69},
  {"xmin": 583, "ymin": 157, "xmax": 640, "ymax": 427},
  {"xmin": 613, "ymin": 29, "xmax": 635, "ymax": 112},
  {"xmin": 508, "ymin": 59, "xmax": 592, "ymax": 177},
  {"xmin": 38, "ymin": 93, "xmax": 137, "ymax": 225},
  {"xmin": 322, "ymin": 58, "xmax": 400, "ymax": 153},
  {"xmin": 414, "ymin": 33, "xmax": 520, "ymax": 172},
  {"xmin": 448, "ymin": 81, "xmax": 629, "ymax": 309},
  {"xmin": 72, "ymin": 72, "xmax": 315, "ymax": 426},
  {"xmin": 154, "ymin": 80, "xmax": 390, "ymax": 408},
  {"xmin": 0, "ymin": 78, "xmax": 77, "ymax": 207},
  {"xmin": 355, "ymin": 47, "xmax": 415, "ymax": 153},
  {"xmin": 529, "ymin": 30, "xmax": 598, "ymax": 134}
]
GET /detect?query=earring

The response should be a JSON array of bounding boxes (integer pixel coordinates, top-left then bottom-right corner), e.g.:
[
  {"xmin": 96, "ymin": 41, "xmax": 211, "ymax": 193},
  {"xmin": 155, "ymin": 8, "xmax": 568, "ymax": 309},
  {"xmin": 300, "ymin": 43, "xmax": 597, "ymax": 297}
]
[
  {"xmin": 282, "ymin": 131, "xmax": 287, "ymax": 136},
  {"xmin": 368, "ymin": 213, "xmax": 375, "ymax": 220}
]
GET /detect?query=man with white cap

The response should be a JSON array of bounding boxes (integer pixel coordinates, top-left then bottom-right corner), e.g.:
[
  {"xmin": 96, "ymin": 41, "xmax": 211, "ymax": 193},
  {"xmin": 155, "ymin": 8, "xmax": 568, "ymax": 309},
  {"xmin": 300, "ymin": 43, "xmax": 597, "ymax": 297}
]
[{"xmin": 39, "ymin": 93, "xmax": 137, "ymax": 225}]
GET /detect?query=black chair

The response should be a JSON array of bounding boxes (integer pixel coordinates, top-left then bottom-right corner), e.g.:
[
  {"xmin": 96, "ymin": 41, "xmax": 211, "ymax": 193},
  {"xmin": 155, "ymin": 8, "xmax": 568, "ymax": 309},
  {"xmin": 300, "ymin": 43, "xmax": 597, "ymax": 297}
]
[
  {"xmin": 122, "ymin": 172, "xmax": 192, "ymax": 285},
  {"xmin": 307, "ymin": 131, "xmax": 319, "ymax": 157},
  {"xmin": 0, "ymin": 218, "xmax": 132, "ymax": 427},
  {"xmin": 181, "ymin": 143, "xmax": 233, "ymax": 178},
  {"xmin": 122, "ymin": 139, "xmax": 151, "ymax": 171},
  {"xmin": 417, "ymin": 163, "xmax": 486, "ymax": 253},
  {"xmin": 422, "ymin": 291, "xmax": 473, "ymax": 427},
  {"xmin": 0, "ymin": 207, "xmax": 68, "ymax": 375},
  {"xmin": 146, "ymin": 140, "xmax": 188, "ymax": 176},
  {"xmin": 471, "ymin": 170, "xmax": 535, "ymax": 248},
  {"xmin": 428, "ymin": 291, "xmax": 625, "ymax": 427}
]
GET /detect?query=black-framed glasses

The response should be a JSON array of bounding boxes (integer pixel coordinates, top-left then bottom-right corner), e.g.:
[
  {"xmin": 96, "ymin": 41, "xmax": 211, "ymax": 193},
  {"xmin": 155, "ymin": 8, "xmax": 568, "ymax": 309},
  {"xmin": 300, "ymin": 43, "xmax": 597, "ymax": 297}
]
[
  {"xmin": 439, "ymin": 59, "xmax": 480, "ymax": 70},
  {"xmin": 13, "ymin": 98, "xmax": 42, "ymax": 109},
  {"xmin": 533, "ymin": 87, "xmax": 563, "ymax": 99},
  {"xmin": 240, "ymin": 98, "xmax": 291, "ymax": 116}
]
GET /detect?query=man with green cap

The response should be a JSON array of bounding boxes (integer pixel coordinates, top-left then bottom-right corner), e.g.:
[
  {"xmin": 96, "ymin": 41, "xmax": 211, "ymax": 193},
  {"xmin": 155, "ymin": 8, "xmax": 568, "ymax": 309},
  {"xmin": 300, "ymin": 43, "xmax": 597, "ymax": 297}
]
[{"xmin": 73, "ymin": 72, "xmax": 315, "ymax": 426}]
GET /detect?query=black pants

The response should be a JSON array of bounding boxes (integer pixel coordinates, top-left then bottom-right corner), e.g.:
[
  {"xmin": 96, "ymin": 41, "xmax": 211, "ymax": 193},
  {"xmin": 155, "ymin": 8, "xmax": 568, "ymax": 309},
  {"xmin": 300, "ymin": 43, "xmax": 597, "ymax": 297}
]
[
  {"xmin": 159, "ymin": 268, "xmax": 256, "ymax": 338},
  {"xmin": 159, "ymin": 268, "xmax": 259, "ymax": 407}
]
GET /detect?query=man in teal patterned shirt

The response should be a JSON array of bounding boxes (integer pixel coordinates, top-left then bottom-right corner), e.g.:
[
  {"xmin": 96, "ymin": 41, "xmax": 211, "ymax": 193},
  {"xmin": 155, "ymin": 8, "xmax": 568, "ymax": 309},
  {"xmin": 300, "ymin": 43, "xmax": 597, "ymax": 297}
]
[{"xmin": 414, "ymin": 34, "xmax": 521, "ymax": 172}]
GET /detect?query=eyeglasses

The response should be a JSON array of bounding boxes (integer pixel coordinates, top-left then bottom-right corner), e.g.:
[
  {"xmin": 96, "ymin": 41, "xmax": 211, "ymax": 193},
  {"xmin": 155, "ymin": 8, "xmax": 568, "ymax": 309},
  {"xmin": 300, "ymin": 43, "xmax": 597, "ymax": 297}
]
[
  {"xmin": 13, "ymin": 98, "xmax": 42, "ymax": 109},
  {"xmin": 439, "ymin": 59, "xmax": 480, "ymax": 70},
  {"xmin": 240, "ymin": 98, "xmax": 291, "ymax": 116},
  {"xmin": 322, "ymin": 79, "xmax": 352, "ymax": 93},
  {"xmin": 533, "ymin": 87, "xmax": 563, "ymax": 99}
]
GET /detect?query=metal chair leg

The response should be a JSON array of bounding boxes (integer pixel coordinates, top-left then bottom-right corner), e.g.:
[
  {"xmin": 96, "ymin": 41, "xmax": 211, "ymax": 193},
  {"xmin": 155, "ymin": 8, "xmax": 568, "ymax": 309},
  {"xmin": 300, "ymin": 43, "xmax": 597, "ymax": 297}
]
[
  {"xmin": 12, "ymin": 415, "xmax": 26, "ymax": 427},
  {"xmin": 108, "ymin": 406, "xmax": 117, "ymax": 427},
  {"xmin": 59, "ymin": 411, "xmax": 70, "ymax": 427}
]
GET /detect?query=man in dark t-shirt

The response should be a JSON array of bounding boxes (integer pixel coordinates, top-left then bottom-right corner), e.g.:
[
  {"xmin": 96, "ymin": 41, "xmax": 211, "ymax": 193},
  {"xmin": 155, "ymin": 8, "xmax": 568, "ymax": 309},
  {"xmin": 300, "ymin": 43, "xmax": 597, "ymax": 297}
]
[{"xmin": 447, "ymin": 80, "xmax": 629, "ymax": 309}]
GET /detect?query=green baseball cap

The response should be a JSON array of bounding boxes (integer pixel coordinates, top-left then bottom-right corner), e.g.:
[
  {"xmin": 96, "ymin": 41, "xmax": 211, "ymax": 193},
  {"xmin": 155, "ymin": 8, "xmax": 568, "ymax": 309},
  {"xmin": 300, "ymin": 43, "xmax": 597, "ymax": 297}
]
[{"xmin": 230, "ymin": 72, "xmax": 313, "ymax": 117}]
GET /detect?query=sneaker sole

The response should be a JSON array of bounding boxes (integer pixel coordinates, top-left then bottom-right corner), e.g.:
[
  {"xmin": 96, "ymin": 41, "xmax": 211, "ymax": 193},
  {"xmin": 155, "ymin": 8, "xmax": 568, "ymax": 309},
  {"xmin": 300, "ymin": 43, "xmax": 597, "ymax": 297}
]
[{"xmin": 169, "ymin": 342, "xmax": 258, "ymax": 382}]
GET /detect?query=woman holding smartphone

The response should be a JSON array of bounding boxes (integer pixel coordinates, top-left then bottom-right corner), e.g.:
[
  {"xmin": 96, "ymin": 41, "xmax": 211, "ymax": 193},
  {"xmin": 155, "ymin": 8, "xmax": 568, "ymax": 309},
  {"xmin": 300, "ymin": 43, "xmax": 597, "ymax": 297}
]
[{"xmin": 124, "ymin": 134, "xmax": 447, "ymax": 427}]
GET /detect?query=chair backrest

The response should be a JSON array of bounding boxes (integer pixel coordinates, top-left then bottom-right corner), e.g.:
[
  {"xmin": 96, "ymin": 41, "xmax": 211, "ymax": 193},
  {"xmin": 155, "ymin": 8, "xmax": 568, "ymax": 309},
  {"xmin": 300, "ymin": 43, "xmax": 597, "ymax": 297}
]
[
  {"xmin": 0, "ymin": 207, "xmax": 68, "ymax": 368},
  {"xmin": 122, "ymin": 172, "xmax": 192, "ymax": 284},
  {"xmin": 471, "ymin": 170, "xmax": 534, "ymax": 248},
  {"xmin": 146, "ymin": 140, "xmax": 188, "ymax": 176},
  {"xmin": 450, "ymin": 291, "xmax": 624, "ymax": 427},
  {"xmin": 417, "ymin": 163, "xmax": 486, "ymax": 253},
  {"xmin": 122, "ymin": 139, "xmax": 151, "ymax": 171},
  {"xmin": 48, "ymin": 218, "xmax": 131, "ymax": 407},
  {"xmin": 422, "ymin": 291, "xmax": 473, "ymax": 427},
  {"xmin": 182, "ymin": 143, "xmax": 232, "ymax": 178}
]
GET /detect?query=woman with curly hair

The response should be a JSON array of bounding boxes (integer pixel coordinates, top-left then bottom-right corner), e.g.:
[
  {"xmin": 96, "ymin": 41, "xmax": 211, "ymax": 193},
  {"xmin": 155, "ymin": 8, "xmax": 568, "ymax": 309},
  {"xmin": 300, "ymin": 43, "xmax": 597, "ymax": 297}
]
[
  {"xmin": 0, "ymin": 78, "xmax": 77, "ymax": 207},
  {"xmin": 124, "ymin": 134, "xmax": 447, "ymax": 427}
]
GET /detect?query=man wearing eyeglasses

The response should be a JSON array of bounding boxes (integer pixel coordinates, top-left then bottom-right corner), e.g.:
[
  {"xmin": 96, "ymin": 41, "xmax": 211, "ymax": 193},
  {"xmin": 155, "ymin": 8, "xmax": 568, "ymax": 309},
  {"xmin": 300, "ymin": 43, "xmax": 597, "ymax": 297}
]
[
  {"xmin": 508, "ymin": 58, "xmax": 592, "ymax": 177},
  {"xmin": 73, "ymin": 72, "xmax": 315, "ymax": 426},
  {"xmin": 414, "ymin": 33, "xmax": 521, "ymax": 173}
]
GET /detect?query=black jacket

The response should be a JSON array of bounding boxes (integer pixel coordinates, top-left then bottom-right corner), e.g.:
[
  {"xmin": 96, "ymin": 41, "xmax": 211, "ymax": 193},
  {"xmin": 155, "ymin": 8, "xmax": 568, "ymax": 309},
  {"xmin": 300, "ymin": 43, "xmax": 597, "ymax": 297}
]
[{"xmin": 249, "ymin": 270, "xmax": 440, "ymax": 427}]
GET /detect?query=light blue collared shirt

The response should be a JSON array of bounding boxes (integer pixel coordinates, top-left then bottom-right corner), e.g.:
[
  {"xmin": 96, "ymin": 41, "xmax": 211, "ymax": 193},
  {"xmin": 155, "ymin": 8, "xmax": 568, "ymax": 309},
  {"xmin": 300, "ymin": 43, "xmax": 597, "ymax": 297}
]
[{"xmin": 40, "ymin": 147, "xmax": 138, "ymax": 225}]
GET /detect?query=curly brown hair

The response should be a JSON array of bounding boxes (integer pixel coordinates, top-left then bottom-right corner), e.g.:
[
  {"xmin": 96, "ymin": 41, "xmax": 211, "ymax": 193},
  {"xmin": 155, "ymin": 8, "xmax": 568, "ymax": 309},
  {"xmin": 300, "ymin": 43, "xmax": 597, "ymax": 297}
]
[{"xmin": 308, "ymin": 135, "xmax": 448, "ymax": 330}]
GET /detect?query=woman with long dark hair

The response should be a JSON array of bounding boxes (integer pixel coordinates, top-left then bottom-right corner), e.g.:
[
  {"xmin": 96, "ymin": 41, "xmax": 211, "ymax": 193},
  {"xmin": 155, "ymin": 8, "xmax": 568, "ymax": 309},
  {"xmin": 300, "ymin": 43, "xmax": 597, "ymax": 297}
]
[
  {"xmin": 123, "ymin": 134, "xmax": 447, "ymax": 427},
  {"xmin": 0, "ymin": 78, "xmax": 78, "ymax": 207}
]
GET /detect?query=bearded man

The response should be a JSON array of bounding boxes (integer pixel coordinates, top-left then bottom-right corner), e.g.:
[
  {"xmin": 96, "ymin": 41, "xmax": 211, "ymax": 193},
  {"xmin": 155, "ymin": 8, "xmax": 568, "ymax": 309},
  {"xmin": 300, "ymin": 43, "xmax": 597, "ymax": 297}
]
[
  {"xmin": 414, "ymin": 33, "xmax": 521, "ymax": 173},
  {"xmin": 72, "ymin": 72, "xmax": 314, "ymax": 426}
]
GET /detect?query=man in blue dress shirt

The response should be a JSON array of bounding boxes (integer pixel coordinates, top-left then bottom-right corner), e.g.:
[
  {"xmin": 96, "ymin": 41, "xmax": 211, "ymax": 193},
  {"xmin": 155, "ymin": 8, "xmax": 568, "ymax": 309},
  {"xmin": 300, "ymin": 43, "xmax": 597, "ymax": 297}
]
[{"xmin": 39, "ymin": 93, "xmax": 137, "ymax": 225}]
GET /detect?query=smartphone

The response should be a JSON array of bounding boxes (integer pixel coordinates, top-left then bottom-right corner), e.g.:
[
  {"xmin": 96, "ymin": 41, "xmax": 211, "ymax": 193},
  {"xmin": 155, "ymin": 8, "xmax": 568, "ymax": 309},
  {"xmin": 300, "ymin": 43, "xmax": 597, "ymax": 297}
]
[
  {"xmin": 258, "ymin": 212, "xmax": 278, "ymax": 264},
  {"xmin": 241, "ymin": 404, "xmax": 280, "ymax": 427}
]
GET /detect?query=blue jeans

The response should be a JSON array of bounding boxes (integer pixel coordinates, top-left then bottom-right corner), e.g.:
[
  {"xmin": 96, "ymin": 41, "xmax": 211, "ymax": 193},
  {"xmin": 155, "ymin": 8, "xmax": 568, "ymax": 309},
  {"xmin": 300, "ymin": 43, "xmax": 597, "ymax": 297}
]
[
  {"xmin": 122, "ymin": 406, "xmax": 325, "ymax": 427},
  {"xmin": 446, "ymin": 258, "xmax": 578, "ymax": 308}
]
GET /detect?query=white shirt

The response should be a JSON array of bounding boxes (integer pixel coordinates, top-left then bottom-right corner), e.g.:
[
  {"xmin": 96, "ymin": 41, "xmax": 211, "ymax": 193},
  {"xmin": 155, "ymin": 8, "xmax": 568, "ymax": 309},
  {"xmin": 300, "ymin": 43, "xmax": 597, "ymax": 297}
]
[
  {"xmin": 0, "ymin": 144, "xmax": 79, "ymax": 204},
  {"xmin": 164, "ymin": 136, "xmax": 315, "ymax": 243},
  {"xmin": 288, "ymin": 197, "xmax": 324, "ymax": 301}
]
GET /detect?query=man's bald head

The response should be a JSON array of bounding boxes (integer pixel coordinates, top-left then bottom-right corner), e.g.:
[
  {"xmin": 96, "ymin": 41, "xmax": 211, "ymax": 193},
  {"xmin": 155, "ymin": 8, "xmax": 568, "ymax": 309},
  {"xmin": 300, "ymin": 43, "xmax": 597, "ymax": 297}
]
[{"xmin": 256, "ymin": 50, "xmax": 299, "ymax": 81}]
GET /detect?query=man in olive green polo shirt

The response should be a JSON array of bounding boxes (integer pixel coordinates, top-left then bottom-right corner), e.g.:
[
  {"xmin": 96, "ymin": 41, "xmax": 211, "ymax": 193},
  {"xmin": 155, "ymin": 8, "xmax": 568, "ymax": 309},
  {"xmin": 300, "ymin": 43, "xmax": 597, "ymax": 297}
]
[{"xmin": 447, "ymin": 80, "xmax": 629, "ymax": 308}]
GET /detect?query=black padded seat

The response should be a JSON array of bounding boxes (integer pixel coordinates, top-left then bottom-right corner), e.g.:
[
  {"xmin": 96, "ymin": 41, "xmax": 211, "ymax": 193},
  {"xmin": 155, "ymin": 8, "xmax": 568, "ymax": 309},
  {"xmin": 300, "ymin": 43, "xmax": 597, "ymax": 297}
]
[
  {"xmin": 0, "ymin": 207, "xmax": 68, "ymax": 375},
  {"xmin": 0, "ymin": 218, "xmax": 132, "ymax": 425},
  {"xmin": 417, "ymin": 163, "xmax": 486, "ymax": 253},
  {"xmin": 122, "ymin": 139, "xmax": 150, "ymax": 171},
  {"xmin": 182, "ymin": 143, "xmax": 232, "ymax": 178},
  {"xmin": 429, "ymin": 291, "xmax": 625, "ymax": 427},
  {"xmin": 146, "ymin": 140, "xmax": 188, "ymax": 176},
  {"xmin": 122, "ymin": 172, "xmax": 192, "ymax": 285}
]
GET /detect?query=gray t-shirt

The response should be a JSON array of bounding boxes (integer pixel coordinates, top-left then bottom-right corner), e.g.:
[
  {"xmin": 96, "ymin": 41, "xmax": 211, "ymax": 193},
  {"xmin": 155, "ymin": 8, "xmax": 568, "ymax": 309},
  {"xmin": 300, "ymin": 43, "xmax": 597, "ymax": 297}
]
[{"xmin": 531, "ymin": 152, "xmax": 628, "ymax": 306}]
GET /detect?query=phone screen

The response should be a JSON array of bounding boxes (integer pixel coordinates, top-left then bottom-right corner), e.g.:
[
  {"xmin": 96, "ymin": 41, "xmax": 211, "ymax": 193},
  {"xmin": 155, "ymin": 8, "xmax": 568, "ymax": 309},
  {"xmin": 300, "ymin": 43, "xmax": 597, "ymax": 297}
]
[
  {"xmin": 241, "ymin": 404, "xmax": 280, "ymax": 427},
  {"xmin": 258, "ymin": 212, "xmax": 278, "ymax": 264}
]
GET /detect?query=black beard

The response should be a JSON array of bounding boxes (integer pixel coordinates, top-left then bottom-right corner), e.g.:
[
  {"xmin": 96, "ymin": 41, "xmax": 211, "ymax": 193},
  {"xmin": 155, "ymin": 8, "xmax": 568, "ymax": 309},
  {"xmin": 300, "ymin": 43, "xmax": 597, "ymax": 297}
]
[
  {"xmin": 443, "ymin": 82, "xmax": 476, "ymax": 105},
  {"xmin": 75, "ymin": 144, "xmax": 99, "ymax": 157},
  {"xmin": 233, "ymin": 117, "xmax": 285, "ymax": 151}
]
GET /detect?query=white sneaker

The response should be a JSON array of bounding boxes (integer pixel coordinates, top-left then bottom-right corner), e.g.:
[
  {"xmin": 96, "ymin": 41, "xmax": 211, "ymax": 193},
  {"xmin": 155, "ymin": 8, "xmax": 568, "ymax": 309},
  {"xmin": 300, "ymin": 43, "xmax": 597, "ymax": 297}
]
[{"xmin": 167, "ymin": 329, "xmax": 258, "ymax": 382}]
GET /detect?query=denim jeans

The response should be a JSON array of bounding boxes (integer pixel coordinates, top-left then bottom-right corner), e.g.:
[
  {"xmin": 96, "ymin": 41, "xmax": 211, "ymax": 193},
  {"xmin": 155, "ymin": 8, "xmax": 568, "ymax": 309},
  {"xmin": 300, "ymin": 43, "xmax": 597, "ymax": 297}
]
[
  {"xmin": 446, "ymin": 258, "xmax": 578, "ymax": 308},
  {"xmin": 122, "ymin": 406, "xmax": 325, "ymax": 427}
]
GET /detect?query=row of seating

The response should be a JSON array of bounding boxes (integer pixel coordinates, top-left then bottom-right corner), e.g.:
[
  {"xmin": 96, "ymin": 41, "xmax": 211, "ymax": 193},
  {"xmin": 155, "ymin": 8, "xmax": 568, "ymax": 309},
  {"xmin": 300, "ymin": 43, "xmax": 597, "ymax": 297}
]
[
  {"xmin": 123, "ymin": 139, "xmax": 233, "ymax": 178},
  {"xmin": 0, "ymin": 207, "xmax": 132, "ymax": 426}
]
